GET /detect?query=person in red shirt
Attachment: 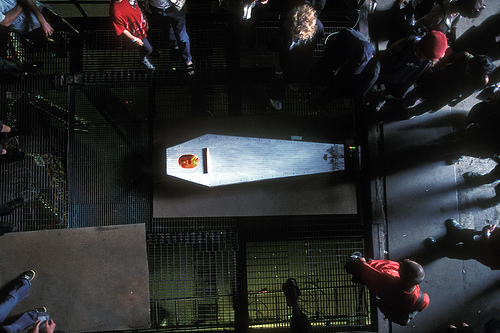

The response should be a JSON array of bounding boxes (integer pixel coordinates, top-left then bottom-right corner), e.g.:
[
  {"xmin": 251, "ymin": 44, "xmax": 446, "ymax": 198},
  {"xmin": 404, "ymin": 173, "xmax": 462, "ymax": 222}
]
[
  {"xmin": 109, "ymin": 0, "xmax": 155, "ymax": 71},
  {"xmin": 345, "ymin": 254, "xmax": 429, "ymax": 325}
]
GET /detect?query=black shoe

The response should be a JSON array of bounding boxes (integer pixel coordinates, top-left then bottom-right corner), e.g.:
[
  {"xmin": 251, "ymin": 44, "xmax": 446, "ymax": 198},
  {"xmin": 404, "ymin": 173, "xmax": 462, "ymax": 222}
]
[
  {"xmin": 6, "ymin": 197, "xmax": 26, "ymax": 210},
  {"xmin": 0, "ymin": 149, "xmax": 26, "ymax": 163},
  {"xmin": 282, "ymin": 278, "xmax": 300, "ymax": 307},
  {"xmin": 423, "ymin": 237, "xmax": 437, "ymax": 250},
  {"xmin": 445, "ymin": 218, "xmax": 463, "ymax": 235}
]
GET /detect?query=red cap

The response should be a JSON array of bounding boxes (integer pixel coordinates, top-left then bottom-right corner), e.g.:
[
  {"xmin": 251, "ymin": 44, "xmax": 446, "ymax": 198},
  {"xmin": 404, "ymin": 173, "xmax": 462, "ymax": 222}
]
[{"xmin": 418, "ymin": 30, "xmax": 448, "ymax": 61}]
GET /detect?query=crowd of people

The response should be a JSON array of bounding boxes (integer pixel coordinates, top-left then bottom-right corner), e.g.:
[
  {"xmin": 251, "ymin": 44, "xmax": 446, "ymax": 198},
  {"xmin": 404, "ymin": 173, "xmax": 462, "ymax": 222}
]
[{"xmin": 1, "ymin": 0, "xmax": 500, "ymax": 332}]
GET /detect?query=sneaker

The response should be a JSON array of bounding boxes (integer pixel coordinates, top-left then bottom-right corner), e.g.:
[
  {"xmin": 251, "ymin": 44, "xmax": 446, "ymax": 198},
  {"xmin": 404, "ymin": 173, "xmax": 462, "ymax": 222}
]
[
  {"xmin": 186, "ymin": 62, "xmax": 195, "ymax": 76},
  {"xmin": 423, "ymin": 237, "xmax": 437, "ymax": 250},
  {"xmin": 140, "ymin": 57, "xmax": 155, "ymax": 71},
  {"xmin": 445, "ymin": 219, "xmax": 463, "ymax": 235},
  {"xmin": 20, "ymin": 270, "xmax": 36, "ymax": 282},
  {"xmin": 282, "ymin": 278, "xmax": 301, "ymax": 307},
  {"xmin": 270, "ymin": 98, "xmax": 282, "ymax": 110}
]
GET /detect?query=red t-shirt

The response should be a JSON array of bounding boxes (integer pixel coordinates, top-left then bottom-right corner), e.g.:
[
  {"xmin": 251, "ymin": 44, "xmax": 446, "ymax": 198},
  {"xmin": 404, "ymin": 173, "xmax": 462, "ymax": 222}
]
[
  {"xmin": 360, "ymin": 260, "xmax": 430, "ymax": 313},
  {"xmin": 109, "ymin": 0, "xmax": 148, "ymax": 39}
]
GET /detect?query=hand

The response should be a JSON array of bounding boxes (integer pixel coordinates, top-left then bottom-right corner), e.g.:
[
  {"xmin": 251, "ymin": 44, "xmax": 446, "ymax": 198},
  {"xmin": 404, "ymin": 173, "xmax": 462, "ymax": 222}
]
[
  {"xmin": 355, "ymin": 257, "xmax": 366, "ymax": 263},
  {"xmin": 137, "ymin": 39, "xmax": 144, "ymax": 46},
  {"xmin": 45, "ymin": 319, "xmax": 56, "ymax": 333},
  {"xmin": 40, "ymin": 21, "xmax": 54, "ymax": 36},
  {"xmin": 33, "ymin": 321, "xmax": 41, "ymax": 333}
]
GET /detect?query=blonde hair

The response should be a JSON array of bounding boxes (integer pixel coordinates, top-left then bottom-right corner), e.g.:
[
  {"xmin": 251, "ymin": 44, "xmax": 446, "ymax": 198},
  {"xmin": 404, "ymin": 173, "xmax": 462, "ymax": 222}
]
[{"xmin": 286, "ymin": 4, "xmax": 318, "ymax": 40}]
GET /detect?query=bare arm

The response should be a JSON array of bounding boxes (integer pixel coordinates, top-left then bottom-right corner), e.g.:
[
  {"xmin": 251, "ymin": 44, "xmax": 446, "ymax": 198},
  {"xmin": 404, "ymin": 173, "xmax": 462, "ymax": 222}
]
[
  {"xmin": 0, "ymin": 4, "xmax": 24, "ymax": 27},
  {"xmin": 19, "ymin": 0, "xmax": 53, "ymax": 36}
]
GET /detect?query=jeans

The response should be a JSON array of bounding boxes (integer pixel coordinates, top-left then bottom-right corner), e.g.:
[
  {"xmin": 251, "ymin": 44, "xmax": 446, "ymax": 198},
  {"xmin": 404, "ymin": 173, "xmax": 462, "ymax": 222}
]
[
  {"xmin": 150, "ymin": 5, "xmax": 192, "ymax": 64},
  {"xmin": 138, "ymin": 38, "xmax": 153, "ymax": 60},
  {"xmin": 122, "ymin": 36, "xmax": 153, "ymax": 61},
  {"xmin": 0, "ymin": 278, "xmax": 40, "ymax": 333}
]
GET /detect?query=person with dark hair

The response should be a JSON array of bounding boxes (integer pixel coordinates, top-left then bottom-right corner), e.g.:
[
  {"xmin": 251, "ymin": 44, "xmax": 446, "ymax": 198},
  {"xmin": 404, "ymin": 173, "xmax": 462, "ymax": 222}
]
[
  {"xmin": 145, "ymin": 0, "xmax": 194, "ymax": 75},
  {"xmin": 377, "ymin": 30, "xmax": 447, "ymax": 103},
  {"xmin": 425, "ymin": 219, "xmax": 500, "ymax": 270},
  {"xmin": 345, "ymin": 254, "xmax": 429, "ymax": 326},
  {"xmin": 394, "ymin": 52, "xmax": 495, "ymax": 119},
  {"xmin": 282, "ymin": 278, "xmax": 312, "ymax": 333},
  {"xmin": 268, "ymin": 2, "xmax": 324, "ymax": 110},
  {"xmin": 415, "ymin": 0, "xmax": 485, "ymax": 43},
  {"xmin": 0, "ymin": 270, "xmax": 55, "ymax": 333},
  {"xmin": 110, "ymin": 0, "xmax": 155, "ymax": 71},
  {"xmin": 309, "ymin": 27, "xmax": 380, "ymax": 108}
]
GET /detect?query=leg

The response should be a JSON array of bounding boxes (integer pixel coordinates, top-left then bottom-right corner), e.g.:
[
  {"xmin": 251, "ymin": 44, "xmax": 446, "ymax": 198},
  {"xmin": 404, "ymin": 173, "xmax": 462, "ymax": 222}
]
[
  {"xmin": 441, "ymin": 220, "xmax": 482, "ymax": 260},
  {"xmin": 0, "ymin": 278, "xmax": 30, "ymax": 323},
  {"xmin": 283, "ymin": 278, "xmax": 312, "ymax": 333},
  {"xmin": 290, "ymin": 312, "xmax": 312, "ymax": 333},
  {"xmin": 167, "ymin": 8, "xmax": 192, "ymax": 65},
  {"xmin": 1, "ymin": 310, "xmax": 39, "ymax": 333},
  {"xmin": 138, "ymin": 38, "xmax": 153, "ymax": 60}
]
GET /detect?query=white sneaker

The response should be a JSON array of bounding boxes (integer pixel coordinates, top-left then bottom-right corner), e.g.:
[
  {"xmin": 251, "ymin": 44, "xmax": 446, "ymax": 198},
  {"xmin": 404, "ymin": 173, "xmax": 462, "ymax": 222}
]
[
  {"xmin": 140, "ymin": 57, "xmax": 155, "ymax": 71},
  {"xmin": 270, "ymin": 98, "xmax": 282, "ymax": 110}
]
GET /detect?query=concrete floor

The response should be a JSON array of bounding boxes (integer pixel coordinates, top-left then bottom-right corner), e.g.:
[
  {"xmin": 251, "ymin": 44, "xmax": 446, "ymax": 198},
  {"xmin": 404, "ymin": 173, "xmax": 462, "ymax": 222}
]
[
  {"xmin": 0, "ymin": 224, "xmax": 150, "ymax": 333},
  {"xmin": 373, "ymin": 0, "xmax": 500, "ymax": 332}
]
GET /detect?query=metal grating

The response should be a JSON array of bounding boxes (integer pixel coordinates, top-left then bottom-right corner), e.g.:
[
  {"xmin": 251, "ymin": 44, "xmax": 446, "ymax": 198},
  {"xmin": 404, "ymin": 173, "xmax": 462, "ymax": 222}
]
[
  {"xmin": 67, "ymin": 85, "xmax": 151, "ymax": 227},
  {"xmin": 246, "ymin": 217, "xmax": 371, "ymax": 332},
  {"xmin": 0, "ymin": 79, "xmax": 69, "ymax": 232},
  {"xmin": 148, "ymin": 218, "xmax": 239, "ymax": 331}
]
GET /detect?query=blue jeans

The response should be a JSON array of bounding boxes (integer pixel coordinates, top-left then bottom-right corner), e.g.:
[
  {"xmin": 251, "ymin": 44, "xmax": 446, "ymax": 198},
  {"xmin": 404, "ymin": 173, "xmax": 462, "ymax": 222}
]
[
  {"xmin": 0, "ymin": 278, "xmax": 42, "ymax": 333},
  {"xmin": 150, "ymin": 5, "xmax": 192, "ymax": 64},
  {"xmin": 138, "ymin": 38, "xmax": 153, "ymax": 60}
]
